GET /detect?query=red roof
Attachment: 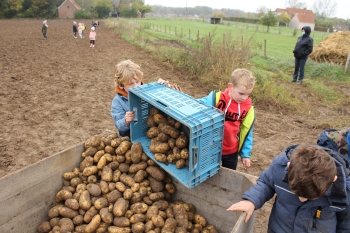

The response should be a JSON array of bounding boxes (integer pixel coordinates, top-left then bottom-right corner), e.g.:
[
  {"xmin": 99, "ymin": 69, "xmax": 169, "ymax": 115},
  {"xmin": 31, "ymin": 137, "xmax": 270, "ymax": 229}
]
[
  {"xmin": 276, "ymin": 8, "xmax": 315, "ymax": 24},
  {"xmin": 58, "ymin": 0, "xmax": 81, "ymax": 10}
]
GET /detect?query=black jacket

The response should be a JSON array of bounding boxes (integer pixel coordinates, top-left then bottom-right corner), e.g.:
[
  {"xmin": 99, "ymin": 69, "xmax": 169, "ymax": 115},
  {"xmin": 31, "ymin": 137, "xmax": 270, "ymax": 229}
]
[{"xmin": 293, "ymin": 26, "xmax": 313, "ymax": 59}]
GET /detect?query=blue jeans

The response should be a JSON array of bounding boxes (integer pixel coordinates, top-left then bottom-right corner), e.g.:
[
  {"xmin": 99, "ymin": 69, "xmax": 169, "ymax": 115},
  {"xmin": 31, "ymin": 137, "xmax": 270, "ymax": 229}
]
[
  {"xmin": 293, "ymin": 57, "xmax": 308, "ymax": 81},
  {"xmin": 222, "ymin": 152, "xmax": 238, "ymax": 170}
]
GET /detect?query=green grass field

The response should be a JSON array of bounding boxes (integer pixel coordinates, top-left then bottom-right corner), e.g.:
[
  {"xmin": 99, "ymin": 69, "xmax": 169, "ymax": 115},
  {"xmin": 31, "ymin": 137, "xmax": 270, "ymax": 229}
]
[{"xmin": 106, "ymin": 17, "xmax": 350, "ymax": 118}]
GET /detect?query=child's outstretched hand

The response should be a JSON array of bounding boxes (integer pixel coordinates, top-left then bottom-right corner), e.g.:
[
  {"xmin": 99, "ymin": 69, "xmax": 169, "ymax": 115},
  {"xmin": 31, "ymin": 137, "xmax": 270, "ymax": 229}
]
[
  {"xmin": 157, "ymin": 78, "xmax": 182, "ymax": 92},
  {"xmin": 124, "ymin": 111, "xmax": 135, "ymax": 125},
  {"xmin": 242, "ymin": 158, "xmax": 251, "ymax": 169},
  {"xmin": 227, "ymin": 200, "xmax": 255, "ymax": 223}
]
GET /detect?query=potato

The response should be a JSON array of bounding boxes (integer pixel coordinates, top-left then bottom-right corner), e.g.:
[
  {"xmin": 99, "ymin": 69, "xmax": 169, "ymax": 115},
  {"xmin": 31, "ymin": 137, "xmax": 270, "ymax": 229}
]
[
  {"xmin": 129, "ymin": 161, "xmax": 148, "ymax": 173},
  {"xmin": 130, "ymin": 213, "xmax": 146, "ymax": 224},
  {"xmin": 58, "ymin": 206, "xmax": 78, "ymax": 218},
  {"xmin": 149, "ymin": 192, "xmax": 165, "ymax": 201},
  {"xmin": 108, "ymin": 161, "xmax": 120, "ymax": 170},
  {"xmin": 123, "ymin": 188, "xmax": 133, "ymax": 200},
  {"xmin": 73, "ymin": 215, "xmax": 84, "ymax": 225},
  {"xmin": 100, "ymin": 180, "xmax": 109, "ymax": 194},
  {"xmin": 113, "ymin": 198, "xmax": 129, "ymax": 217},
  {"xmin": 152, "ymin": 200, "xmax": 169, "ymax": 211},
  {"xmin": 108, "ymin": 226, "xmax": 131, "ymax": 233},
  {"xmin": 84, "ymin": 206, "xmax": 98, "ymax": 223},
  {"xmin": 80, "ymin": 156, "xmax": 94, "ymax": 172},
  {"xmin": 167, "ymin": 153, "xmax": 177, "ymax": 164},
  {"xmin": 173, "ymin": 204, "xmax": 188, "ymax": 228},
  {"xmin": 70, "ymin": 177, "xmax": 82, "ymax": 187},
  {"xmin": 150, "ymin": 140, "xmax": 170, "ymax": 154},
  {"xmin": 134, "ymin": 170, "xmax": 147, "ymax": 183},
  {"xmin": 144, "ymin": 220, "xmax": 155, "ymax": 232},
  {"xmin": 146, "ymin": 166, "xmax": 166, "ymax": 181},
  {"xmin": 100, "ymin": 207, "xmax": 113, "ymax": 224},
  {"xmin": 166, "ymin": 116, "xmax": 176, "ymax": 126},
  {"xmin": 132, "ymin": 222, "xmax": 145, "ymax": 233},
  {"xmin": 50, "ymin": 217, "xmax": 60, "ymax": 228},
  {"xmin": 180, "ymin": 148, "xmax": 189, "ymax": 160},
  {"xmin": 194, "ymin": 214, "xmax": 206, "ymax": 227},
  {"xmin": 63, "ymin": 171, "xmax": 77, "ymax": 181},
  {"xmin": 48, "ymin": 205, "xmax": 63, "ymax": 218},
  {"xmin": 55, "ymin": 190, "xmax": 73, "ymax": 203},
  {"xmin": 159, "ymin": 124, "xmax": 180, "ymax": 139},
  {"xmin": 82, "ymin": 146, "xmax": 98, "ymax": 158},
  {"xmin": 75, "ymin": 224, "xmax": 88, "ymax": 233},
  {"xmin": 147, "ymin": 115, "xmax": 157, "ymax": 127},
  {"xmin": 175, "ymin": 227, "xmax": 187, "ymax": 233},
  {"xmin": 87, "ymin": 183, "xmax": 101, "ymax": 197},
  {"xmin": 115, "ymin": 141, "xmax": 132, "ymax": 154},
  {"xmin": 173, "ymin": 147, "xmax": 181, "ymax": 160},
  {"xmin": 65, "ymin": 198, "xmax": 79, "ymax": 210},
  {"xmin": 164, "ymin": 183, "xmax": 176, "ymax": 194},
  {"xmin": 176, "ymin": 132, "xmax": 189, "ymax": 149},
  {"xmin": 94, "ymin": 197, "xmax": 108, "ymax": 210},
  {"xmin": 164, "ymin": 218, "xmax": 177, "ymax": 232},
  {"xmin": 151, "ymin": 215, "xmax": 165, "ymax": 228},
  {"xmin": 106, "ymin": 189, "xmax": 122, "ymax": 203},
  {"xmin": 101, "ymin": 165, "xmax": 113, "ymax": 182},
  {"xmin": 85, "ymin": 214, "xmax": 101, "ymax": 233},
  {"xmin": 130, "ymin": 142, "xmax": 143, "ymax": 163},
  {"xmin": 96, "ymin": 222, "xmax": 111, "ymax": 233},
  {"xmin": 115, "ymin": 182, "xmax": 126, "ymax": 192},
  {"xmin": 79, "ymin": 190, "xmax": 92, "ymax": 210},
  {"xmin": 154, "ymin": 153, "xmax": 168, "ymax": 163},
  {"xmin": 176, "ymin": 159, "xmax": 186, "ymax": 169},
  {"xmin": 146, "ymin": 127, "xmax": 160, "ymax": 139},
  {"xmin": 37, "ymin": 221, "xmax": 51, "ymax": 233},
  {"xmin": 104, "ymin": 153, "xmax": 113, "ymax": 162},
  {"xmin": 168, "ymin": 138, "xmax": 176, "ymax": 149},
  {"xmin": 202, "ymin": 225, "xmax": 218, "ymax": 233},
  {"xmin": 105, "ymin": 145, "xmax": 115, "ymax": 155},
  {"xmin": 62, "ymin": 185, "xmax": 75, "ymax": 193},
  {"xmin": 146, "ymin": 206, "xmax": 159, "ymax": 220},
  {"xmin": 59, "ymin": 218, "xmax": 74, "ymax": 233},
  {"xmin": 111, "ymin": 138, "xmax": 123, "ymax": 148},
  {"xmin": 118, "ymin": 163, "xmax": 130, "ymax": 173},
  {"xmin": 165, "ymin": 207, "xmax": 175, "ymax": 219},
  {"xmin": 156, "ymin": 132, "xmax": 171, "ymax": 143},
  {"xmin": 84, "ymin": 136, "xmax": 101, "ymax": 149},
  {"xmin": 112, "ymin": 169, "xmax": 122, "ymax": 182},
  {"xmin": 87, "ymin": 175, "xmax": 97, "ymax": 183},
  {"xmin": 174, "ymin": 121, "xmax": 182, "ymax": 129},
  {"xmin": 148, "ymin": 176, "xmax": 164, "ymax": 192},
  {"xmin": 130, "ymin": 202, "xmax": 148, "ymax": 214},
  {"xmin": 113, "ymin": 217, "xmax": 130, "ymax": 227},
  {"xmin": 93, "ymin": 150, "xmax": 105, "ymax": 163},
  {"xmin": 82, "ymin": 166, "xmax": 98, "ymax": 177},
  {"xmin": 125, "ymin": 149, "xmax": 132, "ymax": 163},
  {"xmin": 120, "ymin": 173, "xmax": 135, "ymax": 187}
]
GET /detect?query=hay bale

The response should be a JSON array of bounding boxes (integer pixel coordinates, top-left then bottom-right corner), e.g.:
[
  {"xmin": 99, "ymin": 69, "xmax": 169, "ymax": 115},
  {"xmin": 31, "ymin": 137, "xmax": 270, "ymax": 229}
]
[{"xmin": 309, "ymin": 31, "xmax": 350, "ymax": 65}]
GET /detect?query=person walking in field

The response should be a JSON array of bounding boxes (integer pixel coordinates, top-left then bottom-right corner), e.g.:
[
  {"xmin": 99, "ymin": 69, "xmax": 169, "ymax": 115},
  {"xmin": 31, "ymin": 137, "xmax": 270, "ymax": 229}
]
[
  {"xmin": 73, "ymin": 21, "xmax": 78, "ymax": 38},
  {"xmin": 78, "ymin": 23, "xmax": 83, "ymax": 39},
  {"xmin": 42, "ymin": 20, "xmax": 48, "ymax": 40},
  {"xmin": 81, "ymin": 23, "xmax": 85, "ymax": 38},
  {"xmin": 291, "ymin": 26, "xmax": 313, "ymax": 84},
  {"xmin": 89, "ymin": 27, "xmax": 96, "ymax": 48}
]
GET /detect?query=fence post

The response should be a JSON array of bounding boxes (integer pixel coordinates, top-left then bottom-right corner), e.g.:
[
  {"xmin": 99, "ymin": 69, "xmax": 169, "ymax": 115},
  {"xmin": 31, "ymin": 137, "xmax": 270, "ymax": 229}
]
[
  {"xmin": 345, "ymin": 52, "xmax": 350, "ymax": 73},
  {"xmin": 264, "ymin": 39, "xmax": 267, "ymax": 59},
  {"xmin": 197, "ymin": 30, "xmax": 199, "ymax": 41},
  {"xmin": 189, "ymin": 29, "xmax": 191, "ymax": 40}
]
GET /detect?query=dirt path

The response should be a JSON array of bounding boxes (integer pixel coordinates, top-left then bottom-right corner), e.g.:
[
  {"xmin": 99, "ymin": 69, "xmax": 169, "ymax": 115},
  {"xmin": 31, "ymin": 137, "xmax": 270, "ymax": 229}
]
[{"xmin": 0, "ymin": 19, "xmax": 340, "ymax": 232}]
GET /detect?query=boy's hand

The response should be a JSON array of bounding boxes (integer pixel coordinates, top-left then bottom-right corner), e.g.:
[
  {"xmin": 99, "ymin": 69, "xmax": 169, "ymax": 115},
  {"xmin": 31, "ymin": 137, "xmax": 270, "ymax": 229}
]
[
  {"xmin": 227, "ymin": 200, "xmax": 255, "ymax": 223},
  {"xmin": 125, "ymin": 111, "xmax": 135, "ymax": 125},
  {"xmin": 242, "ymin": 158, "xmax": 251, "ymax": 169},
  {"xmin": 157, "ymin": 78, "xmax": 182, "ymax": 92}
]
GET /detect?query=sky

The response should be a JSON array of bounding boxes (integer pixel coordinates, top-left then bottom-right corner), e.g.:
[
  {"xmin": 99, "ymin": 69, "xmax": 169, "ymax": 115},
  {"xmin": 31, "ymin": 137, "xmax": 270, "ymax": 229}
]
[{"xmin": 144, "ymin": 0, "xmax": 350, "ymax": 19}]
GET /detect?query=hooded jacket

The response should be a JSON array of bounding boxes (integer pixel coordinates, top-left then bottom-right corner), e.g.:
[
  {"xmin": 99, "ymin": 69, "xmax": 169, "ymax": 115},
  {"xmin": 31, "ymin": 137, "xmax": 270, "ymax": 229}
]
[
  {"xmin": 198, "ymin": 89, "xmax": 254, "ymax": 157},
  {"xmin": 242, "ymin": 145, "xmax": 350, "ymax": 233},
  {"xmin": 293, "ymin": 26, "xmax": 314, "ymax": 59},
  {"xmin": 111, "ymin": 87, "xmax": 130, "ymax": 136}
]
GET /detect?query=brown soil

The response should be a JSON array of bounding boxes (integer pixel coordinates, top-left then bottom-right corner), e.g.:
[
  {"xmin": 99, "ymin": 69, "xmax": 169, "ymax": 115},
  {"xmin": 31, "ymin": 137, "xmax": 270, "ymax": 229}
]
[{"xmin": 0, "ymin": 19, "xmax": 347, "ymax": 232}]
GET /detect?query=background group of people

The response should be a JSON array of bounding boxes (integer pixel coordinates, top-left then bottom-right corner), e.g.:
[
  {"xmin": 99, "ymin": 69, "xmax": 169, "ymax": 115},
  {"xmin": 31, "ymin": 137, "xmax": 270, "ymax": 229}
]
[{"xmin": 41, "ymin": 19, "xmax": 98, "ymax": 48}]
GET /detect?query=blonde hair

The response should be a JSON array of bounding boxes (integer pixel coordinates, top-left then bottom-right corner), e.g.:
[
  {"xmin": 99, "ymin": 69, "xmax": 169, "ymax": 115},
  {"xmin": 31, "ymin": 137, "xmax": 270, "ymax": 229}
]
[
  {"xmin": 230, "ymin": 68, "xmax": 256, "ymax": 89},
  {"xmin": 114, "ymin": 60, "xmax": 143, "ymax": 87}
]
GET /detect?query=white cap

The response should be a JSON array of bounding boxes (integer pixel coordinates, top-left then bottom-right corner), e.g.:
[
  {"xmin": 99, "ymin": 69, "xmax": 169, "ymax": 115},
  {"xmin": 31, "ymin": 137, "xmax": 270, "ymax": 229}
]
[{"xmin": 91, "ymin": 27, "xmax": 95, "ymax": 30}]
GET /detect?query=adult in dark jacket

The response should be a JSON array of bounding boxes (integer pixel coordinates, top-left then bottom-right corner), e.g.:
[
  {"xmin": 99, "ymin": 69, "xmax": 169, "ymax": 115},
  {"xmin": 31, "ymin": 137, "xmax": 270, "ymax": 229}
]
[
  {"xmin": 42, "ymin": 20, "xmax": 48, "ymax": 40},
  {"xmin": 227, "ymin": 144, "xmax": 350, "ymax": 233},
  {"xmin": 291, "ymin": 26, "xmax": 313, "ymax": 84}
]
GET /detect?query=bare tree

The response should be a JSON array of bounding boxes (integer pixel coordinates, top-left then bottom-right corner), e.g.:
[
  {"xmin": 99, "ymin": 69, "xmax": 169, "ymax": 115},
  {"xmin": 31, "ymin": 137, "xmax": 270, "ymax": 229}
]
[
  {"xmin": 312, "ymin": 0, "xmax": 337, "ymax": 19},
  {"xmin": 256, "ymin": 5, "xmax": 268, "ymax": 17},
  {"xmin": 284, "ymin": 0, "xmax": 308, "ymax": 9}
]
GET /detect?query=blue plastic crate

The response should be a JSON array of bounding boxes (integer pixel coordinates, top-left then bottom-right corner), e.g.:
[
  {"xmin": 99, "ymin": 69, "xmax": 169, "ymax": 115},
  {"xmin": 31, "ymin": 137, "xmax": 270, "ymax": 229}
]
[{"xmin": 129, "ymin": 82, "xmax": 224, "ymax": 188}]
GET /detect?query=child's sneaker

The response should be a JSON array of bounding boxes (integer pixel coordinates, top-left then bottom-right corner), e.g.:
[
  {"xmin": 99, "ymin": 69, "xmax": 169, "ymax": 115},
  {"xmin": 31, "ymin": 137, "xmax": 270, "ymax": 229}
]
[{"xmin": 92, "ymin": 45, "xmax": 95, "ymax": 48}]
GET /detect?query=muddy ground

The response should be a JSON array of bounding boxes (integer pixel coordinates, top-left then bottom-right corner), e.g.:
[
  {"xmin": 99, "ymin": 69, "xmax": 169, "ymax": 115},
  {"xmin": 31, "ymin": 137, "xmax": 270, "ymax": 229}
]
[{"xmin": 1, "ymin": 19, "xmax": 346, "ymax": 232}]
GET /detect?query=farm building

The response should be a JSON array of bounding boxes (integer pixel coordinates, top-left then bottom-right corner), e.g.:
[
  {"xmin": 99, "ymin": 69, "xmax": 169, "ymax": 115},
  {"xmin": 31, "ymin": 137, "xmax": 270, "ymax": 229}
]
[
  {"xmin": 58, "ymin": 0, "xmax": 82, "ymax": 19},
  {"xmin": 276, "ymin": 8, "xmax": 315, "ymax": 31}
]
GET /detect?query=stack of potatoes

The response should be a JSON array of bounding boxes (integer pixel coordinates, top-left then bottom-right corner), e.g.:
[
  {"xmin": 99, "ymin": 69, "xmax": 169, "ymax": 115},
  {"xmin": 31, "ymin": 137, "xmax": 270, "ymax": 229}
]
[
  {"xmin": 36, "ymin": 134, "xmax": 218, "ymax": 233},
  {"xmin": 146, "ymin": 108, "xmax": 190, "ymax": 169}
]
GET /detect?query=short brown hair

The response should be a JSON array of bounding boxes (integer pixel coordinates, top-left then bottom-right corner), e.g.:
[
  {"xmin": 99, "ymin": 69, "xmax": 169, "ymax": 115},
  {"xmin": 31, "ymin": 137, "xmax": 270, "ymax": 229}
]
[
  {"xmin": 114, "ymin": 60, "xmax": 143, "ymax": 87},
  {"xmin": 288, "ymin": 144, "xmax": 336, "ymax": 199},
  {"xmin": 230, "ymin": 68, "xmax": 256, "ymax": 89}
]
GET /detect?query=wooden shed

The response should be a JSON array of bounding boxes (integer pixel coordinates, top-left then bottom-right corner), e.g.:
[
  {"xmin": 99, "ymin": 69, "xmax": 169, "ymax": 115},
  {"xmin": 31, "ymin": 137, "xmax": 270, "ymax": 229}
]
[{"xmin": 58, "ymin": 0, "xmax": 82, "ymax": 19}]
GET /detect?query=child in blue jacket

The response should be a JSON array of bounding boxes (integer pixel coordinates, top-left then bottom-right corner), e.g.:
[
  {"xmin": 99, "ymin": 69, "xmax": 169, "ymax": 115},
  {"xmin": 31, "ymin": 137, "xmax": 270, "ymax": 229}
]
[{"xmin": 227, "ymin": 144, "xmax": 350, "ymax": 233}]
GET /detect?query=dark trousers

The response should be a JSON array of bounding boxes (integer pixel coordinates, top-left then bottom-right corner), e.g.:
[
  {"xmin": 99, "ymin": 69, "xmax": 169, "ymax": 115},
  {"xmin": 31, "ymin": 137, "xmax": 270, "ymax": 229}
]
[
  {"xmin": 293, "ymin": 57, "xmax": 308, "ymax": 81},
  {"xmin": 42, "ymin": 33, "xmax": 47, "ymax": 39},
  {"xmin": 90, "ymin": 40, "xmax": 95, "ymax": 45},
  {"xmin": 222, "ymin": 152, "xmax": 238, "ymax": 170}
]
